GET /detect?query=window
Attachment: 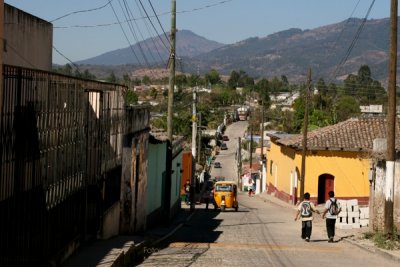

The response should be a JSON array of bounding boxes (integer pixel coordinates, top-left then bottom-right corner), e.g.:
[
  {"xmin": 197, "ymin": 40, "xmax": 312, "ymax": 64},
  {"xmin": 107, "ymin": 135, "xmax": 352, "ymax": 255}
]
[{"xmin": 270, "ymin": 160, "xmax": 273, "ymax": 175}]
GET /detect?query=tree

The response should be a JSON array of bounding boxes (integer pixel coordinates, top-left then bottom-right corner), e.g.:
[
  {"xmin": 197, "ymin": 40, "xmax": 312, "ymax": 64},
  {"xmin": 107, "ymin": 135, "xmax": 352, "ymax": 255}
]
[
  {"xmin": 123, "ymin": 74, "xmax": 131, "ymax": 87},
  {"xmin": 150, "ymin": 88, "xmax": 158, "ymax": 99},
  {"xmin": 205, "ymin": 69, "xmax": 221, "ymax": 86},
  {"xmin": 255, "ymin": 78, "xmax": 271, "ymax": 107},
  {"xmin": 82, "ymin": 69, "xmax": 96, "ymax": 80},
  {"xmin": 126, "ymin": 90, "xmax": 138, "ymax": 105},
  {"xmin": 106, "ymin": 71, "xmax": 117, "ymax": 83},
  {"xmin": 344, "ymin": 74, "xmax": 358, "ymax": 97},
  {"xmin": 175, "ymin": 74, "xmax": 188, "ymax": 89},
  {"xmin": 358, "ymin": 65, "xmax": 372, "ymax": 85},
  {"xmin": 142, "ymin": 75, "xmax": 151, "ymax": 85},
  {"xmin": 316, "ymin": 78, "xmax": 328, "ymax": 96},
  {"xmin": 228, "ymin": 70, "xmax": 240, "ymax": 89},
  {"xmin": 334, "ymin": 96, "xmax": 360, "ymax": 122}
]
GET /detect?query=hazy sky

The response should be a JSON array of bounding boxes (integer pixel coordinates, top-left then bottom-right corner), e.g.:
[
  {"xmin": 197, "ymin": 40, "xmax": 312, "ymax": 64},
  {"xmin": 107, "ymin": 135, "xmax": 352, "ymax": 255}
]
[{"xmin": 5, "ymin": 0, "xmax": 392, "ymax": 65}]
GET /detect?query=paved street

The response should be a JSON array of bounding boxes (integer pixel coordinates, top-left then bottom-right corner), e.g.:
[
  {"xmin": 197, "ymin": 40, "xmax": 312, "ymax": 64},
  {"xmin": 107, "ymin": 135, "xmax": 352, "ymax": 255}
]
[
  {"xmin": 134, "ymin": 121, "xmax": 398, "ymax": 267},
  {"xmin": 135, "ymin": 193, "xmax": 398, "ymax": 267}
]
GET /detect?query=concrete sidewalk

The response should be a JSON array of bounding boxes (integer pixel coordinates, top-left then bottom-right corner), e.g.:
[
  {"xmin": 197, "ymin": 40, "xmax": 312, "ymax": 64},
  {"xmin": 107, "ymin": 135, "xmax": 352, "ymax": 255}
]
[
  {"xmin": 255, "ymin": 191, "xmax": 400, "ymax": 264},
  {"xmin": 62, "ymin": 207, "xmax": 195, "ymax": 267}
]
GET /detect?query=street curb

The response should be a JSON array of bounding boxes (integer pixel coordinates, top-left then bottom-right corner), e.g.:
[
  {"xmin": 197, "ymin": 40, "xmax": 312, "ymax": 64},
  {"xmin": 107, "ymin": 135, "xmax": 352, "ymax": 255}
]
[
  {"xmin": 341, "ymin": 237, "xmax": 400, "ymax": 264},
  {"xmin": 111, "ymin": 210, "xmax": 197, "ymax": 267}
]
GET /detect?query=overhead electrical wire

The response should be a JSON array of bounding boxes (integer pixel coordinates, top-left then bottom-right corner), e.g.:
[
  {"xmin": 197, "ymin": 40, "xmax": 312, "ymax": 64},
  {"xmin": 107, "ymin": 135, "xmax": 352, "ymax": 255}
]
[
  {"xmin": 52, "ymin": 45, "xmax": 81, "ymax": 73},
  {"xmin": 330, "ymin": 0, "xmax": 376, "ymax": 81},
  {"xmin": 53, "ymin": 0, "xmax": 234, "ymax": 29},
  {"xmin": 109, "ymin": 1, "xmax": 142, "ymax": 65},
  {"xmin": 137, "ymin": 0, "xmax": 169, "ymax": 51},
  {"xmin": 118, "ymin": 0, "xmax": 152, "ymax": 66},
  {"xmin": 147, "ymin": 0, "xmax": 170, "ymax": 51},
  {"xmin": 50, "ymin": 0, "xmax": 114, "ymax": 23},
  {"xmin": 134, "ymin": 0, "xmax": 167, "ymax": 64}
]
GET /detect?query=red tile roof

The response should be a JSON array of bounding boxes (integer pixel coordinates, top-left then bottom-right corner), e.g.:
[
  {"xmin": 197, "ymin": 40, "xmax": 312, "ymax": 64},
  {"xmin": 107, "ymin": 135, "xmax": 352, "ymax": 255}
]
[{"xmin": 275, "ymin": 117, "xmax": 400, "ymax": 152}]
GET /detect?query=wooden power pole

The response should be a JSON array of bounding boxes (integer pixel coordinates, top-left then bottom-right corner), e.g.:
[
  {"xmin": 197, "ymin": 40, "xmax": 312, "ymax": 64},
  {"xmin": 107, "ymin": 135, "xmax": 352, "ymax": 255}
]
[
  {"xmin": 260, "ymin": 101, "xmax": 265, "ymax": 193},
  {"xmin": 384, "ymin": 0, "xmax": 397, "ymax": 237},
  {"xmin": 300, "ymin": 68, "xmax": 312, "ymax": 201},
  {"xmin": 167, "ymin": 0, "xmax": 176, "ymax": 142}
]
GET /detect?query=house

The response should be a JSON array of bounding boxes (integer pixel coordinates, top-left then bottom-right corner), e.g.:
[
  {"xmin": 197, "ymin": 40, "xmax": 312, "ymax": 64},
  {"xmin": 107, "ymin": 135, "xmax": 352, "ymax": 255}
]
[
  {"xmin": 146, "ymin": 127, "xmax": 185, "ymax": 228},
  {"xmin": 265, "ymin": 117, "xmax": 398, "ymax": 207}
]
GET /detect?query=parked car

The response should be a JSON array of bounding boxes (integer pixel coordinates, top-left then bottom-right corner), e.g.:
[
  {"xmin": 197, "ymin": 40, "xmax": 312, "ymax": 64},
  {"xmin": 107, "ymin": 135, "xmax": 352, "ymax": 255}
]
[
  {"xmin": 222, "ymin": 135, "xmax": 229, "ymax": 141},
  {"xmin": 220, "ymin": 143, "xmax": 228, "ymax": 150},
  {"xmin": 214, "ymin": 162, "xmax": 222, "ymax": 168}
]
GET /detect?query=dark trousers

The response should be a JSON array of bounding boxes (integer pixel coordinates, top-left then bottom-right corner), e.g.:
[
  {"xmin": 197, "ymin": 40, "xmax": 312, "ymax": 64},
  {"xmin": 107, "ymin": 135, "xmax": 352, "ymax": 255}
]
[
  {"xmin": 301, "ymin": 220, "xmax": 312, "ymax": 239},
  {"xmin": 326, "ymin": 218, "xmax": 336, "ymax": 238}
]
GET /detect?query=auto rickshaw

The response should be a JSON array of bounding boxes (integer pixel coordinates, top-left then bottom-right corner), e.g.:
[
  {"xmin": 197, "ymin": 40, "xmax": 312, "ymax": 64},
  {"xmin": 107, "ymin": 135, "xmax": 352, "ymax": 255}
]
[{"xmin": 213, "ymin": 181, "xmax": 238, "ymax": 212}]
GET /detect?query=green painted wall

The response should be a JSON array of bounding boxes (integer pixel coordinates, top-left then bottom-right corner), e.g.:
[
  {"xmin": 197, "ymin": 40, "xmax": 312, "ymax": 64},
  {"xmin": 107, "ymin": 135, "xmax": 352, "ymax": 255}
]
[
  {"xmin": 171, "ymin": 151, "xmax": 183, "ymax": 208},
  {"xmin": 146, "ymin": 142, "xmax": 167, "ymax": 215}
]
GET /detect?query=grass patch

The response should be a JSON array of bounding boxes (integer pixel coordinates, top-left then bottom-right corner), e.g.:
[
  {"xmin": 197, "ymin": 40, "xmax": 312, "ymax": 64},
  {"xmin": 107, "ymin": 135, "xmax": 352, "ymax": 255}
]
[{"xmin": 363, "ymin": 230, "xmax": 400, "ymax": 250}]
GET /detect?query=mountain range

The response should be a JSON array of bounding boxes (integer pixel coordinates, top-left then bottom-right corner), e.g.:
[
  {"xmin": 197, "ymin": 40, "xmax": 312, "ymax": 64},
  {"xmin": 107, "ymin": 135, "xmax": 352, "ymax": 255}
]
[{"xmin": 76, "ymin": 18, "xmax": 395, "ymax": 85}]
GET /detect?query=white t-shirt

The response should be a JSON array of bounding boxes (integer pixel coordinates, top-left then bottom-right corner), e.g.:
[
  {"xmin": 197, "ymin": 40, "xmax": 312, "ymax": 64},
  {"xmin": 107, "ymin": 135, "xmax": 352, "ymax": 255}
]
[{"xmin": 325, "ymin": 198, "xmax": 340, "ymax": 219}]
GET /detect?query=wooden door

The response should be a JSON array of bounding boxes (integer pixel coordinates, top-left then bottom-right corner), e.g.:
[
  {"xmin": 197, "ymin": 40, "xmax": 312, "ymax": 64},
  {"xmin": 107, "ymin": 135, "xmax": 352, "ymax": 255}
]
[{"xmin": 325, "ymin": 175, "xmax": 334, "ymax": 201}]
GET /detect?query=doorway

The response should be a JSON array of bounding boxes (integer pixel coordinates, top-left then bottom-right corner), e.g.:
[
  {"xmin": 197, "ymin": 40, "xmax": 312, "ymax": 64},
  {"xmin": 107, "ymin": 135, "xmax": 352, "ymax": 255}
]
[{"xmin": 318, "ymin": 174, "xmax": 334, "ymax": 204}]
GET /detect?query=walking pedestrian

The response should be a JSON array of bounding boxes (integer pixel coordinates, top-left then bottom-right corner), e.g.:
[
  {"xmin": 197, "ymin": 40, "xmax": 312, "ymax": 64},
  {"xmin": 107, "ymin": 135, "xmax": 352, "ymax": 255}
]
[
  {"xmin": 184, "ymin": 180, "xmax": 191, "ymax": 205},
  {"xmin": 294, "ymin": 192, "xmax": 320, "ymax": 242},
  {"xmin": 322, "ymin": 191, "xmax": 341, "ymax": 243}
]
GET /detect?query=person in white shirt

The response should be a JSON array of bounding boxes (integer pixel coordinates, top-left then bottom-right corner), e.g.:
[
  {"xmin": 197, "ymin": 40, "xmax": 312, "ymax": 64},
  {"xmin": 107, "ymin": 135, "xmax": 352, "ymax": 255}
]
[{"xmin": 322, "ymin": 191, "xmax": 341, "ymax": 243}]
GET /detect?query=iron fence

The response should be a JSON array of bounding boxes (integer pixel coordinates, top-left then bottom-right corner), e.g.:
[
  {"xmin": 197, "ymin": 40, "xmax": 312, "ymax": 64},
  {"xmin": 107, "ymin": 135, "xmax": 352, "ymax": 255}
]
[{"xmin": 0, "ymin": 65, "xmax": 132, "ymax": 266}]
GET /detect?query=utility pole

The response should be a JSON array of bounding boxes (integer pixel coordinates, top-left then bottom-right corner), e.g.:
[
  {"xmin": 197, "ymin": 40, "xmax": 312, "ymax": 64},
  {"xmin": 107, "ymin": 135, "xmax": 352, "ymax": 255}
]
[
  {"xmin": 197, "ymin": 113, "xmax": 202, "ymax": 164},
  {"xmin": 260, "ymin": 101, "xmax": 264, "ymax": 193},
  {"xmin": 0, "ymin": 0, "xmax": 3, "ymax": 114},
  {"xmin": 384, "ymin": 0, "xmax": 397, "ymax": 237},
  {"xmin": 238, "ymin": 137, "xmax": 242, "ymax": 189},
  {"xmin": 167, "ymin": 0, "xmax": 176, "ymax": 142},
  {"xmin": 190, "ymin": 87, "xmax": 197, "ymax": 212},
  {"xmin": 300, "ymin": 68, "xmax": 312, "ymax": 201},
  {"xmin": 165, "ymin": 0, "xmax": 176, "ymax": 222},
  {"xmin": 249, "ymin": 126, "xmax": 253, "ymax": 170}
]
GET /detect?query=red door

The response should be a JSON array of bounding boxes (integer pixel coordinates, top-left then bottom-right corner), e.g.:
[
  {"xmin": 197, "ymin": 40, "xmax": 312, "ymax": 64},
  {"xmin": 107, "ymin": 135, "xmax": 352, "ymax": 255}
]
[{"xmin": 324, "ymin": 175, "xmax": 334, "ymax": 201}]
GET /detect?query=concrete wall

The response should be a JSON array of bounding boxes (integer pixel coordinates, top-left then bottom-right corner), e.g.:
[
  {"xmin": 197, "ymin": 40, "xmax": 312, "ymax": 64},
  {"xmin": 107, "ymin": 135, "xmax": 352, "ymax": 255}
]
[
  {"xmin": 101, "ymin": 202, "xmax": 120, "ymax": 239},
  {"xmin": 120, "ymin": 107, "xmax": 150, "ymax": 234},
  {"xmin": 266, "ymin": 141, "xmax": 371, "ymax": 204},
  {"xmin": 171, "ymin": 151, "xmax": 183, "ymax": 208},
  {"xmin": 372, "ymin": 161, "xmax": 400, "ymax": 231},
  {"xmin": 146, "ymin": 141, "xmax": 167, "ymax": 226},
  {"xmin": 4, "ymin": 4, "xmax": 52, "ymax": 70}
]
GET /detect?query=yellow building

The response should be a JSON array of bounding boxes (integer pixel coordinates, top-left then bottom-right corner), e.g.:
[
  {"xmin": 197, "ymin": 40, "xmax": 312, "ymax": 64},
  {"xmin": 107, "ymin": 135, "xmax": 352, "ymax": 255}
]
[{"xmin": 265, "ymin": 117, "xmax": 388, "ymax": 206}]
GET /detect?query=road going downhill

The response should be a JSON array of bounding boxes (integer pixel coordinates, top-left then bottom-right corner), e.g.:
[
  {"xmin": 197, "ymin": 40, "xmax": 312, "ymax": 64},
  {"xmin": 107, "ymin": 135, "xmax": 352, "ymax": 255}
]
[{"xmin": 135, "ymin": 121, "xmax": 398, "ymax": 267}]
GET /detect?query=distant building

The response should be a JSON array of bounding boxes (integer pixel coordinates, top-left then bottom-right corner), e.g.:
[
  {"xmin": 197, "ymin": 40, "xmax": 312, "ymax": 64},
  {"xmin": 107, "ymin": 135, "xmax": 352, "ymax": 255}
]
[
  {"xmin": 270, "ymin": 91, "xmax": 299, "ymax": 111},
  {"xmin": 360, "ymin": 105, "xmax": 383, "ymax": 115}
]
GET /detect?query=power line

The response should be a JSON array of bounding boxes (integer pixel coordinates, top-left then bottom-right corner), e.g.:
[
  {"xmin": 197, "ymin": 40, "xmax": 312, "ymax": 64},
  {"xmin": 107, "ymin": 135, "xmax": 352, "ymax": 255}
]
[
  {"xmin": 330, "ymin": 0, "xmax": 376, "ymax": 81},
  {"xmin": 52, "ymin": 45, "xmax": 81, "ymax": 72},
  {"xmin": 118, "ymin": 0, "xmax": 152, "ymax": 66},
  {"xmin": 147, "ymin": 0, "xmax": 170, "ymax": 50},
  {"xmin": 134, "ymin": 0, "xmax": 167, "ymax": 62},
  {"xmin": 137, "ymin": 0, "xmax": 169, "ymax": 51},
  {"xmin": 50, "ymin": 0, "xmax": 114, "ymax": 23},
  {"xmin": 53, "ymin": 0, "xmax": 234, "ymax": 29},
  {"xmin": 109, "ymin": 1, "xmax": 142, "ymax": 65}
]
